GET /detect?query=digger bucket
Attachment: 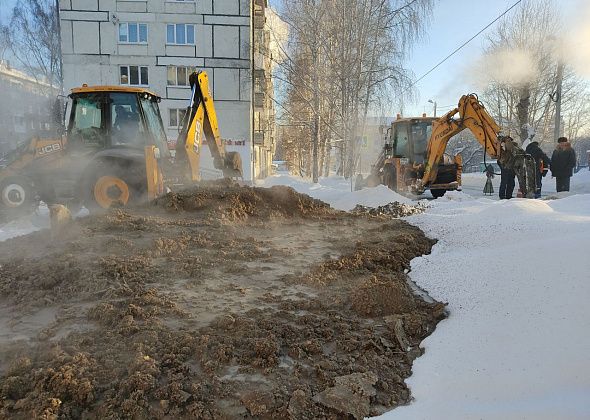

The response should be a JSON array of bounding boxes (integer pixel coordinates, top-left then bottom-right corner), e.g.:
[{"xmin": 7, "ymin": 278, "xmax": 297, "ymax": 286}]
[{"xmin": 223, "ymin": 151, "xmax": 243, "ymax": 179}]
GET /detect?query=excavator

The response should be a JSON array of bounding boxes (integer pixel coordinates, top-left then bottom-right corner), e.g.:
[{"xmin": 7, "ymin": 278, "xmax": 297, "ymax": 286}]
[
  {"xmin": 356, "ymin": 94, "xmax": 536, "ymax": 198},
  {"xmin": 0, "ymin": 70, "xmax": 242, "ymax": 218}
]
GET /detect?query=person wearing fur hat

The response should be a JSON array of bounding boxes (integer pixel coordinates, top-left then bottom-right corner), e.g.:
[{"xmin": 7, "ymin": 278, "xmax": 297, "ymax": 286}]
[
  {"xmin": 525, "ymin": 140, "xmax": 551, "ymax": 198},
  {"xmin": 550, "ymin": 137, "xmax": 577, "ymax": 192}
]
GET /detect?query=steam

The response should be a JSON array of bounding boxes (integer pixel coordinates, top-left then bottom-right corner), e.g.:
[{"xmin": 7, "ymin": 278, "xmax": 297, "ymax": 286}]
[
  {"xmin": 471, "ymin": 48, "xmax": 539, "ymax": 89},
  {"xmin": 563, "ymin": 1, "xmax": 590, "ymax": 78}
]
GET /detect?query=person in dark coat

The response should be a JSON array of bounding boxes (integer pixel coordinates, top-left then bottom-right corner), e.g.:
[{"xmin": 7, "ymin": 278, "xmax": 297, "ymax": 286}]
[
  {"xmin": 498, "ymin": 161, "xmax": 515, "ymax": 199},
  {"xmin": 498, "ymin": 136, "xmax": 517, "ymax": 199},
  {"xmin": 550, "ymin": 137, "xmax": 577, "ymax": 192},
  {"xmin": 525, "ymin": 140, "xmax": 551, "ymax": 198}
]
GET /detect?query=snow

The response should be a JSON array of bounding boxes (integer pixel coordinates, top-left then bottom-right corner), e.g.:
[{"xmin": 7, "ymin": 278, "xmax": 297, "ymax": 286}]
[
  {"xmin": 1, "ymin": 170, "xmax": 590, "ymax": 418},
  {"xmin": 261, "ymin": 171, "xmax": 590, "ymax": 419}
]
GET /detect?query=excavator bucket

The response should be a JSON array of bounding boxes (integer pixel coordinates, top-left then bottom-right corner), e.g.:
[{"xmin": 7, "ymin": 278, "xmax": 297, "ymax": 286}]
[{"xmin": 223, "ymin": 151, "xmax": 243, "ymax": 179}]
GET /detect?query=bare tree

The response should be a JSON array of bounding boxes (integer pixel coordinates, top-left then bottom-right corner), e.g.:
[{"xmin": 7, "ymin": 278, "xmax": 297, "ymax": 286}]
[
  {"xmin": 480, "ymin": 0, "xmax": 589, "ymax": 146},
  {"xmin": 0, "ymin": 26, "xmax": 9, "ymax": 60},
  {"xmin": 5, "ymin": 0, "xmax": 62, "ymax": 89},
  {"xmin": 274, "ymin": 0, "xmax": 432, "ymax": 180}
]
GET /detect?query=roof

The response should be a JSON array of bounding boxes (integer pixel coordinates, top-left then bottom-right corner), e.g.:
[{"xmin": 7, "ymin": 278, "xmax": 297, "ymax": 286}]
[
  {"xmin": 70, "ymin": 85, "xmax": 160, "ymax": 97},
  {"xmin": 394, "ymin": 116, "xmax": 438, "ymax": 124}
]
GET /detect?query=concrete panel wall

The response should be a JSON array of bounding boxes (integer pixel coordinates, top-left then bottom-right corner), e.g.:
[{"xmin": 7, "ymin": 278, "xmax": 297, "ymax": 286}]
[
  {"xmin": 61, "ymin": 0, "xmax": 255, "ymax": 180},
  {"xmin": 214, "ymin": 0, "xmax": 240, "ymax": 15},
  {"xmin": 72, "ymin": 0, "xmax": 98, "ymax": 10},
  {"xmin": 72, "ymin": 21, "xmax": 100, "ymax": 54},
  {"xmin": 213, "ymin": 26, "xmax": 239, "ymax": 58},
  {"xmin": 213, "ymin": 68, "xmax": 240, "ymax": 101}
]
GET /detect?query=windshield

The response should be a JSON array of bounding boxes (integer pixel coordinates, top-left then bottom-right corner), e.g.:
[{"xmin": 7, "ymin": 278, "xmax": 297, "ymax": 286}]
[
  {"xmin": 411, "ymin": 122, "xmax": 431, "ymax": 163},
  {"xmin": 110, "ymin": 93, "xmax": 144, "ymax": 146},
  {"xmin": 140, "ymin": 95, "xmax": 170, "ymax": 158}
]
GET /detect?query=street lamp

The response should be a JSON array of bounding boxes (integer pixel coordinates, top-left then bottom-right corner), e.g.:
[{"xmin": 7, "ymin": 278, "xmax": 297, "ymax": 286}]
[{"xmin": 428, "ymin": 99, "xmax": 437, "ymax": 117}]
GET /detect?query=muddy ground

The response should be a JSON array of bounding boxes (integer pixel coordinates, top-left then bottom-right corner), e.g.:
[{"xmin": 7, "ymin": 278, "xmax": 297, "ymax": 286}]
[{"xmin": 0, "ymin": 183, "xmax": 445, "ymax": 419}]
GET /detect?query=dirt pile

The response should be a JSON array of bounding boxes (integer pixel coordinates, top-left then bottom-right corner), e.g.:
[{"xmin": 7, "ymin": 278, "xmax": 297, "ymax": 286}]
[
  {"xmin": 154, "ymin": 181, "xmax": 336, "ymax": 221},
  {"xmin": 351, "ymin": 202, "xmax": 428, "ymax": 218},
  {"xmin": 0, "ymin": 184, "xmax": 445, "ymax": 419}
]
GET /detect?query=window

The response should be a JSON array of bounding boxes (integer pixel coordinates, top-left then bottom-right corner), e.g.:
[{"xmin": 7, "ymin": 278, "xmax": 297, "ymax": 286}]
[
  {"xmin": 119, "ymin": 23, "xmax": 148, "ymax": 43},
  {"xmin": 120, "ymin": 66, "xmax": 149, "ymax": 86},
  {"xmin": 166, "ymin": 24, "xmax": 195, "ymax": 45},
  {"xmin": 169, "ymin": 108, "xmax": 188, "ymax": 127},
  {"xmin": 393, "ymin": 123, "xmax": 409, "ymax": 157},
  {"xmin": 140, "ymin": 96, "xmax": 169, "ymax": 156},
  {"xmin": 167, "ymin": 66, "xmax": 197, "ymax": 86},
  {"xmin": 111, "ymin": 93, "xmax": 143, "ymax": 146}
]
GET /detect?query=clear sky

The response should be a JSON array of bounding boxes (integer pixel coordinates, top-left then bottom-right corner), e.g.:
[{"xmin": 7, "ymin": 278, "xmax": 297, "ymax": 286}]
[
  {"xmin": 402, "ymin": 0, "xmax": 581, "ymax": 117},
  {"xmin": 269, "ymin": 0, "xmax": 584, "ymax": 117}
]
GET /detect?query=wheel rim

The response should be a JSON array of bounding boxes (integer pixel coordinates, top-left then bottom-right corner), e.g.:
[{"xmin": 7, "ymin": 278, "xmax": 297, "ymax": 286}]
[
  {"xmin": 1, "ymin": 183, "xmax": 26, "ymax": 208},
  {"xmin": 93, "ymin": 176, "xmax": 130, "ymax": 208}
]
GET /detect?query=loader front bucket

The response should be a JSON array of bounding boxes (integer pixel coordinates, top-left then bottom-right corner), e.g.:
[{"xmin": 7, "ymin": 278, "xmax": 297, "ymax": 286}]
[{"xmin": 222, "ymin": 151, "xmax": 243, "ymax": 179}]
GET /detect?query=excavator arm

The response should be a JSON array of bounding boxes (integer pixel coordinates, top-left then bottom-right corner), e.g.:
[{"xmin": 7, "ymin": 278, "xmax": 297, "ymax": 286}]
[
  {"xmin": 420, "ymin": 94, "xmax": 535, "ymax": 197},
  {"xmin": 175, "ymin": 71, "xmax": 243, "ymax": 181}
]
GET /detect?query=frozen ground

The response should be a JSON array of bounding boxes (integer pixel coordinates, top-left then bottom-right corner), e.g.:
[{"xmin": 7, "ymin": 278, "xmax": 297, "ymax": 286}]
[{"xmin": 1, "ymin": 170, "xmax": 589, "ymax": 418}]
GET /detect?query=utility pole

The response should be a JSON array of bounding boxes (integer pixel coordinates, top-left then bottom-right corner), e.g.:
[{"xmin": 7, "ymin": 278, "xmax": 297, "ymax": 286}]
[
  {"xmin": 553, "ymin": 61, "xmax": 564, "ymax": 142},
  {"xmin": 428, "ymin": 99, "xmax": 437, "ymax": 117}
]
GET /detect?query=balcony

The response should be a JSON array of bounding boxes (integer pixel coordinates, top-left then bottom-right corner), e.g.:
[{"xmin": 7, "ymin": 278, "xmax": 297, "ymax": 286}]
[
  {"xmin": 254, "ymin": 92, "xmax": 265, "ymax": 109},
  {"xmin": 253, "ymin": 131, "xmax": 264, "ymax": 145}
]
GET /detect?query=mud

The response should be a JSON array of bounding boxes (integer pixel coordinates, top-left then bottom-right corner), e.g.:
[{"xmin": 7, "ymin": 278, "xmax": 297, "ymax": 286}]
[{"xmin": 0, "ymin": 184, "xmax": 445, "ymax": 419}]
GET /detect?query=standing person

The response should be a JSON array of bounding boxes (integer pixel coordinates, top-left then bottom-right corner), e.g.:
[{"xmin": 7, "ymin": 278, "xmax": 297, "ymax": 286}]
[
  {"xmin": 498, "ymin": 137, "xmax": 516, "ymax": 199},
  {"xmin": 498, "ymin": 161, "xmax": 515, "ymax": 199},
  {"xmin": 550, "ymin": 137, "xmax": 577, "ymax": 192},
  {"xmin": 525, "ymin": 140, "xmax": 551, "ymax": 198}
]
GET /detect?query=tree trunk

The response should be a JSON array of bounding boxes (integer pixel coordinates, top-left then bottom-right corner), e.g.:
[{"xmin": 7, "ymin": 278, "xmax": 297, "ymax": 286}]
[{"xmin": 517, "ymin": 85, "xmax": 531, "ymax": 143}]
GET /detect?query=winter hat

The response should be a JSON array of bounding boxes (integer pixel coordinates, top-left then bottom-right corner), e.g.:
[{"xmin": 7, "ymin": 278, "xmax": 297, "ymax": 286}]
[{"xmin": 558, "ymin": 137, "xmax": 568, "ymax": 143}]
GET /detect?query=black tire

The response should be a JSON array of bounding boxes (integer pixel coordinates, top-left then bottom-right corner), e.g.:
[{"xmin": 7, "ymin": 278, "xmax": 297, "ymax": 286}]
[
  {"xmin": 82, "ymin": 160, "xmax": 146, "ymax": 212},
  {"xmin": 0, "ymin": 177, "xmax": 36, "ymax": 220},
  {"xmin": 430, "ymin": 189, "xmax": 447, "ymax": 198}
]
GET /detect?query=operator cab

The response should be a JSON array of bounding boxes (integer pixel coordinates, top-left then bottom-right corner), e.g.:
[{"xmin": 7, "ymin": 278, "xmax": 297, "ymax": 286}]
[
  {"xmin": 389, "ymin": 117, "xmax": 435, "ymax": 164},
  {"xmin": 67, "ymin": 86, "xmax": 170, "ymax": 159}
]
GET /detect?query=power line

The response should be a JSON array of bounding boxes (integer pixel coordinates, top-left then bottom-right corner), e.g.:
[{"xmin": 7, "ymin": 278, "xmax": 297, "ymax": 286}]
[{"xmin": 410, "ymin": 0, "xmax": 522, "ymax": 88}]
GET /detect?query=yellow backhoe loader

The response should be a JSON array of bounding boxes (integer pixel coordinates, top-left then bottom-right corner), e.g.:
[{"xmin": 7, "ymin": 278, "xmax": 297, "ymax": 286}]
[
  {"xmin": 0, "ymin": 70, "xmax": 242, "ymax": 218},
  {"xmin": 357, "ymin": 94, "xmax": 536, "ymax": 198}
]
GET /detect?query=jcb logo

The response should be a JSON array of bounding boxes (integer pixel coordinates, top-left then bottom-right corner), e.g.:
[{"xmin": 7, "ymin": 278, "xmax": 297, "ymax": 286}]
[{"xmin": 37, "ymin": 143, "xmax": 61, "ymax": 155}]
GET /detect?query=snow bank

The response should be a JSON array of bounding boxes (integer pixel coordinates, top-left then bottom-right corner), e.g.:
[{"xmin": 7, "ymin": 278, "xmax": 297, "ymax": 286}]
[
  {"xmin": 259, "ymin": 174, "xmax": 412, "ymax": 211},
  {"xmin": 380, "ymin": 193, "xmax": 590, "ymax": 420}
]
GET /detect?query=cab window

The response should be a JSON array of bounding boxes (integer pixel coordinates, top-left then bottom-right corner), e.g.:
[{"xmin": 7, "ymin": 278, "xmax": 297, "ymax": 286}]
[
  {"xmin": 110, "ymin": 92, "xmax": 144, "ymax": 146},
  {"xmin": 70, "ymin": 94, "xmax": 105, "ymax": 149},
  {"xmin": 140, "ymin": 95, "xmax": 170, "ymax": 158},
  {"xmin": 411, "ymin": 123, "xmax": 431, "ymax": 163},
  {"xmin": 393, "ymin": 123, "xmax": 409, "ymax": 157}
]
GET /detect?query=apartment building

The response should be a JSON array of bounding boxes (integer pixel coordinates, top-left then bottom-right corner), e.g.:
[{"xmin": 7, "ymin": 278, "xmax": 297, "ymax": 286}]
[
  {"xmin": 0, "ymin": 60, "xmax": 59, "ymax": 156},
  {"xmin": 58, "ymin": 0, "xmax": 275, "ymax": 181}
]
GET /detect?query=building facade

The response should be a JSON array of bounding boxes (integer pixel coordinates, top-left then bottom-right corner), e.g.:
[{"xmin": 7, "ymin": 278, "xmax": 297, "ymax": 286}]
[
  {"xmin": 0, "ymin": 60, "xmax": 58, "ymax": 157},
  {"xmin": 58, "ymin": 0, "xmax": 275, "ymax": 181}
]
